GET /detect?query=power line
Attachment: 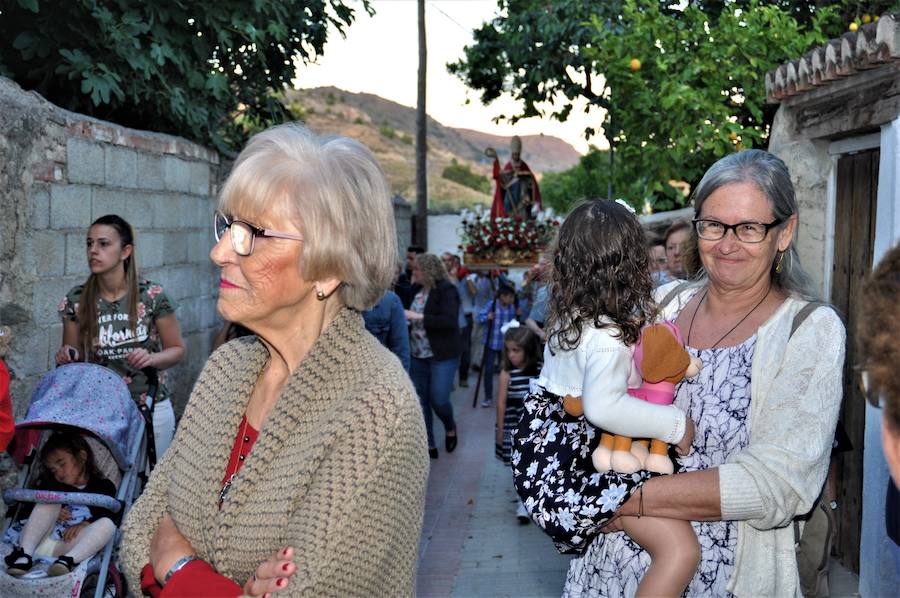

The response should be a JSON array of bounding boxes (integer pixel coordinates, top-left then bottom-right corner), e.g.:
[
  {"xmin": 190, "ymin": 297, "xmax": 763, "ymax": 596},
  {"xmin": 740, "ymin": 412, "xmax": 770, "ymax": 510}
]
[{"xmin": 429, "ymin": 2, "xmax": 472, "ymax": 34}]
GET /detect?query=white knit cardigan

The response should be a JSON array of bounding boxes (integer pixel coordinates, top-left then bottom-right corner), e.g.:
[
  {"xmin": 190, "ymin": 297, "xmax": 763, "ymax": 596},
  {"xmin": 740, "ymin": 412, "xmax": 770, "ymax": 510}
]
[{"xmin": 656, "ymin": 281, "xmax": 845, "ymax": 597}]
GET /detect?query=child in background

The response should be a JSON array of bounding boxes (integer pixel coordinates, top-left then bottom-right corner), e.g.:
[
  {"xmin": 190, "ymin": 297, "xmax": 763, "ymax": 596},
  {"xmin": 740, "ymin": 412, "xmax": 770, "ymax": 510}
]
[
  {"xmin": 476, "ymin": 283, "xmax": 518, "ymax": 408},
  {"xmin": 5, "ymin": 432, "xmax": 116, "ymax": 577},
  {"xmin": 513, "ymin": 199, "xmax": 698, "ymax": 597},
  {"xmin": 495, "ymin": 322, "xmax": 542, "ymax": 523}
]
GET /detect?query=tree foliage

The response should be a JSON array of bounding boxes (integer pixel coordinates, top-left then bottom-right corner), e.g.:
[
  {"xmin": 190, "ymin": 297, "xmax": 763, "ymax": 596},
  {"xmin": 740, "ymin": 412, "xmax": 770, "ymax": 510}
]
[
  {"xmin": 0, "ymin": 0, "xmax": 370, "ymax": 153},
  {"xmin": 442, "ymin": 159, "xmax": 491, "ymax": 194},
  {"xmin": 451, "ymin": 0, "xmax": 892, "ymax": 212}
]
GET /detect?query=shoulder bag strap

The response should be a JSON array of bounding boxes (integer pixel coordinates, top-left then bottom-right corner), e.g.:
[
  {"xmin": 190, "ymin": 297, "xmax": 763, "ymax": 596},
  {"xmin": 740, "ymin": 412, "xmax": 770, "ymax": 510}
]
[{"xmin": 658, "ymin": 281, "xmax": 696, "ymax": 312}]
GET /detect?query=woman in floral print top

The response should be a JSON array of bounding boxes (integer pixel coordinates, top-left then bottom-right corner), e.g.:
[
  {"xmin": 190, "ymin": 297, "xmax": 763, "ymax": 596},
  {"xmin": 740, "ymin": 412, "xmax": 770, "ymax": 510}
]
[{"xmin": 56, "ymin": 215, "xmax": 185, "ymax": 458}]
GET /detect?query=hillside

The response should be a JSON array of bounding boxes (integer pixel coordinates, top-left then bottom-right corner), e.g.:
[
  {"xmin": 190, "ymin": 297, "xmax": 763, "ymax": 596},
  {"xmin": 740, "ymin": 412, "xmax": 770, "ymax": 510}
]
[
  {"xmin": 283, "ymin": 87, "xmax": 581, "ymax": 211},
  {"xmin": 454, "ymin": 128, "xmax": 581, "ymax": 173}
]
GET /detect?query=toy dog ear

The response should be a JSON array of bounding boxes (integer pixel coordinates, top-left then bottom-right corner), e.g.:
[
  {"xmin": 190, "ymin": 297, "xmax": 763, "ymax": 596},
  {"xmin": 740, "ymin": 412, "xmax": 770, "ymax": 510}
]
[{"xmin": 640, "ymin": 325, "xmax": 691, "ymax": 384}]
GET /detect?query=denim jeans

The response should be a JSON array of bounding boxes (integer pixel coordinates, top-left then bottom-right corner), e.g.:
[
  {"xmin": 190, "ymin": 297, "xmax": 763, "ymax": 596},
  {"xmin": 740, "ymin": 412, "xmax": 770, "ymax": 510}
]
[
  {"xmin": 482, "ymin": 347, "xmax": 500, "ymax": 402},
  {"xmin": 410, "ymin": 356, "xmax": 458, "ymax": 449}
]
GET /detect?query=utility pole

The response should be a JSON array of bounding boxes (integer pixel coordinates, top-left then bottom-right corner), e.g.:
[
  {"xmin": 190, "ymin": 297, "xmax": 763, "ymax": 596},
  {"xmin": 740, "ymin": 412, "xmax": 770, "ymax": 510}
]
[{"xmin": 415, "ymin": 0, "xmax": 428, "ymax": 249}]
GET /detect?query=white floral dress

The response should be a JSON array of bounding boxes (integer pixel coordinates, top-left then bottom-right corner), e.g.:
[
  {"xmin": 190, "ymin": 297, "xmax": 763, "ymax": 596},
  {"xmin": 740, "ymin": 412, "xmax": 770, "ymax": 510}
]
[
  {"xmin": 563, "ymin": 335, "xmax": 756, "ymax": 597},
  {"xmin": 512, "ymin": 387, "xmax": 655, "ymax": 554}
]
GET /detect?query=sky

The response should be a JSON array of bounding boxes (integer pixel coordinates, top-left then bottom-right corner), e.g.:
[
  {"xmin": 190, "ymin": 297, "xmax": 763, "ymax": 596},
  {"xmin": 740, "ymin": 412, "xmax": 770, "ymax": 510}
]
[{"xmin": 294, "ymin": 0, "xmax": 606, "ymax": 155}]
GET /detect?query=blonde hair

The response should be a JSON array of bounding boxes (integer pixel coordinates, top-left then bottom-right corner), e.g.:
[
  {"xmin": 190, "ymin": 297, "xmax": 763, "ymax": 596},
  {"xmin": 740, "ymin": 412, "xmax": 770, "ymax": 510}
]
[
  {"xmin": 218, "ymin": 123, "xmax": 397, "ymax": 310},
  {"xmin": 415, "ymin": 253, "xmax": 450, "ymax": 289}
]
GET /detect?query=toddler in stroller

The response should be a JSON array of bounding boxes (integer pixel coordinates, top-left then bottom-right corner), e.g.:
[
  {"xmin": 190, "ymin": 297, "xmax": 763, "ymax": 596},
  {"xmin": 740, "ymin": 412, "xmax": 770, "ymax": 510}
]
[
  {"xmin": 1, "ymin": 363, "xmax": 158, "ymax": 598},
  {"xmin": 5, "ymin": 431, "xmax": 116, "ymax": 577}
]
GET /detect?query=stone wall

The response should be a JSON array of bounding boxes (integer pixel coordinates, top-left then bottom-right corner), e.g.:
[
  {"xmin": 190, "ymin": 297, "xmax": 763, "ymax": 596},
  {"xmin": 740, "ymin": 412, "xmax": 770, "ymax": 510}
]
[{"xmin": 0, "ymin": 76, "xmax": 221, "ymax": 418}]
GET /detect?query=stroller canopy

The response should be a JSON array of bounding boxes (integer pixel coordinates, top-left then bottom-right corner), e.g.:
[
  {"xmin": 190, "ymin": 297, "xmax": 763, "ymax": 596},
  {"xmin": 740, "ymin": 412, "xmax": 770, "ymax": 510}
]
[{"xmin": 17, "ymin": 364, "xmax": 142, "ymax": 470}]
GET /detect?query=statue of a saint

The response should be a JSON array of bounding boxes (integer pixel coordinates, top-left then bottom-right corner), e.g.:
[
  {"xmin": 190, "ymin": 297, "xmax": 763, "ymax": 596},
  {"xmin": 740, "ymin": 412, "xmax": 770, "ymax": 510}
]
[{"xmin": 485, "ymin": 136, "xmax": 541, "ymax": 221}]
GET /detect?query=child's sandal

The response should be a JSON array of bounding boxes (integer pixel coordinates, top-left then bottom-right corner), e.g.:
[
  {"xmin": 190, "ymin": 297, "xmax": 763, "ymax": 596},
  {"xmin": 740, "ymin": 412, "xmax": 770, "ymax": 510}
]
[
  {"xmin": 47, "ymin": 555, "xmax": 75, "ymax": 577},
  {"xmin": 5, "ymin": 547, "xmax": 33, "ymax": 576}
]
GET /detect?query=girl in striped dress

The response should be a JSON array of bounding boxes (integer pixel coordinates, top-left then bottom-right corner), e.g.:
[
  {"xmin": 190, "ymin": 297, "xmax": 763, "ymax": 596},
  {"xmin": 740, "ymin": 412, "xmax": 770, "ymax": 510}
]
[{"xmin": 495, "ymin": 323, "xmax": 542, "ymax": 523}]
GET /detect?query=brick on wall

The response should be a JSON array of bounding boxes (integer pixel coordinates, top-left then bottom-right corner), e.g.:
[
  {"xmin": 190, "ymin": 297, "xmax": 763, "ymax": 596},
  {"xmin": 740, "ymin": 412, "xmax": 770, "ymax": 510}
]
[{"xmin": 104, "ymin": 145, "xmax": 138, "ymax": 188}]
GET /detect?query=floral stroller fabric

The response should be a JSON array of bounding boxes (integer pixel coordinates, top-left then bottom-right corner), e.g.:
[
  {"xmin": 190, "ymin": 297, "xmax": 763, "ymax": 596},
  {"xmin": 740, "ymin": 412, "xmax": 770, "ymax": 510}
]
[{"xmin": 0, "ymin": 363, "xmax": 154, "ymax": 598}]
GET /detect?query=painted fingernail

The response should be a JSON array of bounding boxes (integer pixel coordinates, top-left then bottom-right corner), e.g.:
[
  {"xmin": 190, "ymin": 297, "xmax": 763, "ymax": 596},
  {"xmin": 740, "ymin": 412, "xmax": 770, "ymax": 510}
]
[
  {"xmin": 263, "ymin": 594, "xmax": 270, "ymax": 598},
  {"xmin": 276, "ymin": 578, "xmax": 287, "ymax": 588},
  {"xmin": 281, "ymin": 549, "xmax": 289, "ymax": 557},
  {"xmin": 282, "ymin": 563, "xmax": 290, "ymax": 572}
]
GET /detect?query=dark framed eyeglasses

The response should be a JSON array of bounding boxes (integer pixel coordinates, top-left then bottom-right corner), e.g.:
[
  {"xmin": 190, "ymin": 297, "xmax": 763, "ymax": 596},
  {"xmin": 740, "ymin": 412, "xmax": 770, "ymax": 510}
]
[
  {"xmin": 214, "ymin": 211, "xmax": 303, "ymax": 257},
  {"xmin": 692, "ymin": 217, "xmax": 784, "ymax": 243}
]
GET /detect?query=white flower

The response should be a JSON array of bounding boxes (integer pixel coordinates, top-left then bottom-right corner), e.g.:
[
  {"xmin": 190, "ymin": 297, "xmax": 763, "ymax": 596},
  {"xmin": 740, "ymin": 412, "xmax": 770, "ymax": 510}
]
[
  {"xmin": 598, "ymin": 483, "xmax": 628, "ymax": 512},
  {"xmin": 545, "ymin": 455, "xmax": 560, "ymax": 475},
  {"xmin": 563, "ymin": 489, "xmax": 582, "ymax": 505},
  {"xmin": 556, "ymin": 508, "xmax": 576, "ymax": 531},
  {"xmin": 529, "ymin": 418, "xmax": 542, "ymax": 431},
  {"xmin": 526, "ymin": 461, "xmax": 538, "ymax": 478},
  {"xmin": 580, "ymin": 503, "xmax": 600, "ymax": 517}
]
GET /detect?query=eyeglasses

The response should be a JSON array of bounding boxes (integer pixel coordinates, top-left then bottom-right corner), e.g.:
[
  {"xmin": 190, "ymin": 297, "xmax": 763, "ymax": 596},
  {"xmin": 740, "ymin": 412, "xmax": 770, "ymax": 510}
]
[
  {"xmin": 692, "ymin": 217, "xmax": 783, "ymax": 243},
  {"xmin": 214, "ymin": 211, "xmax": 303, "ymax": 257}
]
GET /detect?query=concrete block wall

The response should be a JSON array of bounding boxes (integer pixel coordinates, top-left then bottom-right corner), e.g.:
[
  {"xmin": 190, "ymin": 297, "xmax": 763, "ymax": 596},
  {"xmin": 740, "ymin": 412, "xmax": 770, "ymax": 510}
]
[{"xmin": 0, "ymin": 76, "xmax": 221, "ymax": 419}]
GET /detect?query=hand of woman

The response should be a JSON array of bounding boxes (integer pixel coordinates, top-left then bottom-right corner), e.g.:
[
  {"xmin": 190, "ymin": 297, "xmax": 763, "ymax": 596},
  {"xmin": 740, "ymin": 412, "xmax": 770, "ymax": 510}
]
[
  {"xmin": 55, "ymin": 345, "xmax": 79, "ymax": 365},
  {"xmin": 150, "ymin": 514, "xmax": 196, "ymax": 585},
  {"xmin": 126, "ymin": 348, "xmax": 155, "ymax": 370},
  {"xmin": 241, "ymin": 546, "xmax": 297, "ymax": 597},
  {"xmin": 404, "ymin": 310, "xmax": 423, "ymax": 321},
  {"xmin": 62, "ymin": 521, "xmax": 88, "ymax": 543},
  {"xmin": 674, "ymin": 416, "xmax": 696, "ymax": 456},
  {"xmin": 57, "ymin": 507, "xmax": 72, "ymax": 523}
]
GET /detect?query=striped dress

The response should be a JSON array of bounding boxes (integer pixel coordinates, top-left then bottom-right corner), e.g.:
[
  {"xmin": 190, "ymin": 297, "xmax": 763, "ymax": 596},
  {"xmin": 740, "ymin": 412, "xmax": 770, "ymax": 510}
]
[{"xmin": 496, "ymin": 365, "xmax": 540, "ymax": 463}]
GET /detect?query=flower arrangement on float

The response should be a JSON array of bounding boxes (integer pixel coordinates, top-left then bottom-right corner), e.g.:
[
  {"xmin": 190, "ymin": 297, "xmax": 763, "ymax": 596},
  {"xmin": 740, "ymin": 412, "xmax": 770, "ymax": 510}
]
[{"xmin": 459, "ymin": 205, "xmax": 562, "ymax": 267}]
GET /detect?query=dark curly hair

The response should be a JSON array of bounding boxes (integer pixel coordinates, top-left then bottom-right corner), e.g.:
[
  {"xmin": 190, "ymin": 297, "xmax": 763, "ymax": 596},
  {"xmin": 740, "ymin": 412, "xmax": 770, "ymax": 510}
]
[
  {"xmin": 858, "ymin": 243, "xmax": 900, "ymax": 432},
  {"xmin": 545, "ymin": 199, "xmax": 656, "ymax": 353}
]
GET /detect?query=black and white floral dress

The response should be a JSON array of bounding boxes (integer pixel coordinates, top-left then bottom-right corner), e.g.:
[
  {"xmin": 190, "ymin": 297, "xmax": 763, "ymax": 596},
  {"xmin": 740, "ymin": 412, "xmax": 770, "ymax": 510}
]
[
  {"xmin": 563, "ymin": 336, "xmax": 756, "ymax": 597},
  {"xmin": 512, "ymin": 387, "xmax": 655, "ymax": 554}
]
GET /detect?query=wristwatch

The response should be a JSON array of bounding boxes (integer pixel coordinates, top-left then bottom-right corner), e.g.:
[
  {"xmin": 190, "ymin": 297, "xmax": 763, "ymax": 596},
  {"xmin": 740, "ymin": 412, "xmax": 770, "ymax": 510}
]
[{"xmin": 163, "ymin": 555, "xmax": 201, "ymax": 586}]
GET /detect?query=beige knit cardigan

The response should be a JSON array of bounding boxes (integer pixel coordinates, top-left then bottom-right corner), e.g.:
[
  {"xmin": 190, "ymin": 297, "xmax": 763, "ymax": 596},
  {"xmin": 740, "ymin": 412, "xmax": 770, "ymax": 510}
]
[{"xmin": 121, "ymin": 309, "xmax": 429, "ymax": 597}]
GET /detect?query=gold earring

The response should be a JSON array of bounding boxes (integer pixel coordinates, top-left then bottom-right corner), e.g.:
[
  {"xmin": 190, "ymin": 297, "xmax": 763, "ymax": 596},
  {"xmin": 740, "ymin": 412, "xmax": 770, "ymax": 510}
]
[
  {"xmin": 775, "ymin": 251, "xmax": 785, "ymax": 274},
  {"xmin": 316, "ymin": 289, "xmax": 326, "ymax": 301}
]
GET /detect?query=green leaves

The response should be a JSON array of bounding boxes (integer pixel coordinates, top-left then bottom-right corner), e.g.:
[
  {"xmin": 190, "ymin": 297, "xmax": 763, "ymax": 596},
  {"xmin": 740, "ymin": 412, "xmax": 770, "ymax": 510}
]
[
  {"xmin": 454, "ymin": 0, "xmax": 848, "ymax": 213},
  {"xmin": 1, "ymin": 0, "xmax": 370, "ymax": 152}
]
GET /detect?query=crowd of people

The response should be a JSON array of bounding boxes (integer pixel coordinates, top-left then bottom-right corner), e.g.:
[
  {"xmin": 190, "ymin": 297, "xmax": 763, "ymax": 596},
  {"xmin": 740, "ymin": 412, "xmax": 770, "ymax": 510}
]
[{"xmin": 1, "ymin": 121, "xmax": 898, "ymax": 597}]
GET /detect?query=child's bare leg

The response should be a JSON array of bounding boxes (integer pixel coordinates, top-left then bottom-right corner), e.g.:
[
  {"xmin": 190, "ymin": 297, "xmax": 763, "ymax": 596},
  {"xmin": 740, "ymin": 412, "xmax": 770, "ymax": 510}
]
[{"xmin": 622, "ymin": 515, "xmax": 700, "ymax": 598}]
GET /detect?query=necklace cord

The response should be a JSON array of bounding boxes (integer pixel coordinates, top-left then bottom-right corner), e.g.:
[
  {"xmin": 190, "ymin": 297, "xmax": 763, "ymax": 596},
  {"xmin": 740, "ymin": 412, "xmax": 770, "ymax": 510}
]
[{"xmin": 687, "ymin": 285, "xmax": 772, "ymax": 349}]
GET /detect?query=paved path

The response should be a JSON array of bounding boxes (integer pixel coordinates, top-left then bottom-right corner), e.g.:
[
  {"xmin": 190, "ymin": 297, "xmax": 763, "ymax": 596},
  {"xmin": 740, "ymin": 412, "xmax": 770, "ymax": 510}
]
[{"xmin": 417, "ymin": 375, "xmax": 570, "ymax": 598}]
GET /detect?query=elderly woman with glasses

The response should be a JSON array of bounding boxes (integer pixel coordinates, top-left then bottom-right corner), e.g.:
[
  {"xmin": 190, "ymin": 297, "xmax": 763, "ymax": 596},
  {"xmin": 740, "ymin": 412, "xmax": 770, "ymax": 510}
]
[
  {"xmin": 565, "ymin": 150, "xmax": 845, "ymax": 598},
  {"xmin": 120, "ymin": 124, "xmax": 428, "ymax": 597}
]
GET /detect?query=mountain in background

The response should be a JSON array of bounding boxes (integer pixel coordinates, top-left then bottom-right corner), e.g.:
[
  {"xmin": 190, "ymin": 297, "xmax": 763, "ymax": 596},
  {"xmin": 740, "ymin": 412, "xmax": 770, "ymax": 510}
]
[{"xmin": 284, "ymin": 86, "xmax": 581, "ymax": 211}]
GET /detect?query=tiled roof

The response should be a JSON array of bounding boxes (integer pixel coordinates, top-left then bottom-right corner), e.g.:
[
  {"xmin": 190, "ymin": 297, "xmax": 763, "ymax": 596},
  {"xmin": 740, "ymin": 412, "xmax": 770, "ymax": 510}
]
[{"xmin": 765, "ymin": 13, "xmax": 900, "ymax": 103}]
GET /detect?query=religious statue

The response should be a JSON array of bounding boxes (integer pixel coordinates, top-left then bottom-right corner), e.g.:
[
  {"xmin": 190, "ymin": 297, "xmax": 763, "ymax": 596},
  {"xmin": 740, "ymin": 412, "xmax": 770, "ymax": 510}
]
[{"xmin": 485, "ymin": 135, "xmax": 541, "ymax": 221}]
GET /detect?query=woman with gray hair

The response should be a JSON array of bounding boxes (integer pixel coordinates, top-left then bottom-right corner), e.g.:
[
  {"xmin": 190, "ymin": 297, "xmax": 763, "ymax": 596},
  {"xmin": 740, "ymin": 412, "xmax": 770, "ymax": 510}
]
[
  {"xmin": 120, "ymin": 123, "xmax": 428, "ymax": 597},
  {"xmin": 566, "ymin": 150, "xmax": 844, "ymax": 597}
]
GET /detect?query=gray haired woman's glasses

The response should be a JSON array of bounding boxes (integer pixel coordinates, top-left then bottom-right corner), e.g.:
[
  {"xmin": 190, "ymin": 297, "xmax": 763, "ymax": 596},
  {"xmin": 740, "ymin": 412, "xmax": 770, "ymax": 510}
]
[
  {"xmin": 214, "ymin": 211, "xmax": 303, "ymax": 257},
  {"xmin": 692, "ymin": 217, "xmax": 784, "ymax": 243}
]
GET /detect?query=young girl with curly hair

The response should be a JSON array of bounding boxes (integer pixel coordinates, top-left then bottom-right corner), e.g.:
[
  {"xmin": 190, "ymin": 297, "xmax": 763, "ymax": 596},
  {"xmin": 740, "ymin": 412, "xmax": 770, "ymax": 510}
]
[{"xmin": 512, "ymin": 199, "xmax": 699, "ymax": 597}]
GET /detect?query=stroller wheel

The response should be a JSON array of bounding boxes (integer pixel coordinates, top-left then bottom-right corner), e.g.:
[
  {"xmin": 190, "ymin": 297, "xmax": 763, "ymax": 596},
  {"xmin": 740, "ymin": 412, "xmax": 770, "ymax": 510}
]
[{"xmin": 80, "ymin": 563, "xmax": 124, "ymax": 598}]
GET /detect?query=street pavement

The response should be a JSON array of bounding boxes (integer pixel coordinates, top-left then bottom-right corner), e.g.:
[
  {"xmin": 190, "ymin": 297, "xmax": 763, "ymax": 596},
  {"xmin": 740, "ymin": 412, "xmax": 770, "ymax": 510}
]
[{"xmin": 416, "ymin": 374, "xmax": 570, "ymax": 598}]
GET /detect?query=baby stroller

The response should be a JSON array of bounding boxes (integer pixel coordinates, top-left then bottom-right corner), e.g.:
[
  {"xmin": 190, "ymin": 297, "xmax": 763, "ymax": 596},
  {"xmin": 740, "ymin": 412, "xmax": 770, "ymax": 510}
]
[{"xmin": 0, "ymin": 363, "xmax": 159, "ymax": 598}]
